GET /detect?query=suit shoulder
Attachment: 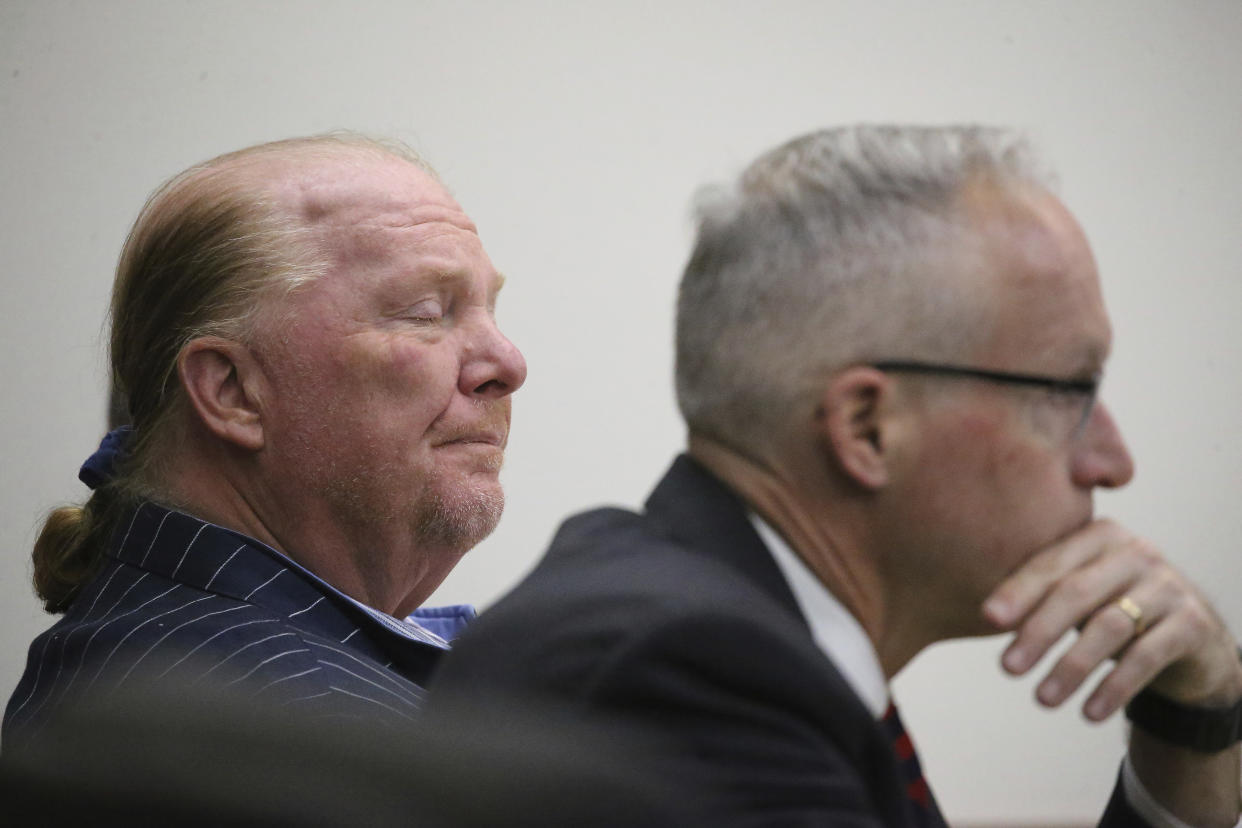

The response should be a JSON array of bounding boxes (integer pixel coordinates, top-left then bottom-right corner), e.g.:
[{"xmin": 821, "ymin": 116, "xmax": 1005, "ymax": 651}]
[
  {"xmin": 436, "ymin": 505, "xmax": 819, "ymax": 701},
  {"xmin": 508, "ymin": 504, "xmax": 781, "ymax": 618}
]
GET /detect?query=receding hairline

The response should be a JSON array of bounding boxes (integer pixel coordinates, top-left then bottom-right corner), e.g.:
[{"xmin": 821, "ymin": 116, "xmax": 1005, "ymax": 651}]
[
  {"xmin": 192, "ymin": 132, "xmax": 435, "ymax": 179},
  {"xmin": 182, "ymin": 134, "xmax": 443, "ymax": 223},
  {"xmin": 948, "ymin": 174, "xmax": 1110, "ymax": 367},
  {"xmin": 945, "ymin": 172, "xmax": 1091, "ymax": 297},
  {"xmin": 117, "ymin": 134, "xmax": 440, "ymax": 354}
]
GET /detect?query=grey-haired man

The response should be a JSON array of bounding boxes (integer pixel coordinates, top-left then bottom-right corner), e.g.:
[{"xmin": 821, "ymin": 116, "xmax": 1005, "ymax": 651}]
[{"xmin": 432, "ymin": 125, "xmax": 1241, "ymax": 826}]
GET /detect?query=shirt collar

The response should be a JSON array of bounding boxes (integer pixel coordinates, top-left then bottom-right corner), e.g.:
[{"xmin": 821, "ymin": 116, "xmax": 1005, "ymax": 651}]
[
  {"xmin": 248, "ymin": 541, "xmax": 468, "ymax": 650},
  {"xmin": 750, "ymin": 513, "xmax": 889, "ymax": 718},
  {"xmin": 113, "ymin": 501, "xmax": 465, "ymax": 650}
]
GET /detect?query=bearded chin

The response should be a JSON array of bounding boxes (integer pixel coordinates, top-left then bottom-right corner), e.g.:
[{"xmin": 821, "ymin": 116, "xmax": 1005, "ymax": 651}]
[{"xmin": 415, "ymin": 483, "xmax": 505, "ymax": 553}]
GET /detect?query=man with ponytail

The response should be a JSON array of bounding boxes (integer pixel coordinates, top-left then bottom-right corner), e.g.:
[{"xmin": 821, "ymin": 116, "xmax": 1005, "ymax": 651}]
[{"xmin": 4, "ymin": 134, "xmax": 526, "ymax": 749}]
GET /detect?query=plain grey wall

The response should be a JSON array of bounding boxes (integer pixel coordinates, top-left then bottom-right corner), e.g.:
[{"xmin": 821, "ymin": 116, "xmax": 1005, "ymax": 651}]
[{"xmin": 2, "ymin": 1, "xmax": 1239, "ymax": 822}]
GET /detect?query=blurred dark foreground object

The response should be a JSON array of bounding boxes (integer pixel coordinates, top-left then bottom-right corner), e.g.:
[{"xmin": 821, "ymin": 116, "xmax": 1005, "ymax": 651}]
[{"xmin": 0, "ymin": 687, "xmax": 694, "ymax": 826}]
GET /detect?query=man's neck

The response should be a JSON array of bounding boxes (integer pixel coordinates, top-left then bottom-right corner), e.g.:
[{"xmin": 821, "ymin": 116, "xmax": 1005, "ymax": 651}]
[
  {"xmin": 687, "ymin": 433, "xmax": 928, "ymax": 678},
  {"xmin": 162, "ymin": 449, "xmax": 448, "ymax": 618}
]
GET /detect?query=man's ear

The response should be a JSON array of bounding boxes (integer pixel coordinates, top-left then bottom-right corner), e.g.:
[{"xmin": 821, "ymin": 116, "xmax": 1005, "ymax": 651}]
[
  {"xmin": 817, "ymin": 366, "xmax": 895, "ymax": 490},
  {"xmin": 177, "ymin": 337, "xmax": 266, "ymax": 452}
]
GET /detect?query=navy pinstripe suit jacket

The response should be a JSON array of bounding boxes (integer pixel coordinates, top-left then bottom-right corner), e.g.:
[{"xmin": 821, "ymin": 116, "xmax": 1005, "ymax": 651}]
[{"xmin": 4, "ymin": 501, "xmax": 452, "ymax": 752}]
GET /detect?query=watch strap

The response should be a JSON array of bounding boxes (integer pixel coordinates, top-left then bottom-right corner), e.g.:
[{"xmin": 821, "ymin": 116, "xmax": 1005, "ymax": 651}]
[{"xmin": 1125, "ymin": 688, "xmax": 1242, "ymax": 752}]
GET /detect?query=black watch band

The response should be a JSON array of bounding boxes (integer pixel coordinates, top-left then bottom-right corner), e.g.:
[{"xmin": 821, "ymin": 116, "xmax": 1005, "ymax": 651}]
[{"xmin": 1125, "ymin": 689, "xmax": 1242, "ymax": 752}]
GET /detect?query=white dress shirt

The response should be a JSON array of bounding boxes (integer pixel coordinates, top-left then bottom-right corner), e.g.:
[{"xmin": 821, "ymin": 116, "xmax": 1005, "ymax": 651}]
[{"xmin": 749, "ymin": 513, "xmax": 1195, "ymax": 828}]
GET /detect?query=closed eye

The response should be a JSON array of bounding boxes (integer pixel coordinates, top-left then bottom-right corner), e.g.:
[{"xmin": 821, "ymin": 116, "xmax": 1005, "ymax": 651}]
[{"xmin": 405, "ymin": 298, "xmax": 445, "ymax": 323}]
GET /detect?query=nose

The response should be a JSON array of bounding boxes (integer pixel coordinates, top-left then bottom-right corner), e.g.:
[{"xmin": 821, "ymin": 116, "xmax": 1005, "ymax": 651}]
[
  {"xmin": 460, "ymin": 315, "xmax": 527, "ymax": 399},
  {"xmin": 1070, "ymin": 400, "xmax": 1135, "ymax": 489}
]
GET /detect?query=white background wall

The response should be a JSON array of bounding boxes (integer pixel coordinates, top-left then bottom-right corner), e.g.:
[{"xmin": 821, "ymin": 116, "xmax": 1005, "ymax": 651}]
[{"xmin": 2, "ymin": 1, "xmax": 1239, "ymax": 822}]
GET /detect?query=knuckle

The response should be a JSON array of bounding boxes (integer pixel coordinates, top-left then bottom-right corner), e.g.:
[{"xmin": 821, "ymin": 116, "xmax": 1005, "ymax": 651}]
[
  {"xmin": 1151, "ymin": 565, "xmax": 1181, "ymax": 592},
  {"xmin": 1059, "ymin": 572, "xmax": 1095, "ymax": 607},
  {"xmin": 1092, "ymin": 608, "xmax": 1137, "ymax": 640},
  {"xmin": 1096, "ymin": 670, "xmax": 1134, "ymax": 704},
  {"xmin": 1103, "ymin": 537, "xmax": 1161, "ymax": 571},
  {"xmin": 1178, "ymin": 603, "xmax": 1215, "ymax": 642},
  {"xmin": 1058, "ymin": 650, "xmax": 1095, "ymax": 679},
  {"xmin": 1129, "ymin": 647, "xmax": 1165, "ymax": 681},
  {"xmin": 1132, "ymin": 539, "xmax": 1164, "ymax": 567},
  {"xmin": 1094, "ymin": 516, "xmax": 1119, "ymax": 534},
  {"xmin": 1094, "ymin": 517, "xmax": 1126, "ymax": 543},
  {"xmin": 1014, "ymin": 623, "xmax": 1052, "ymax": 651},
  {"xmin": 1025, "ymin": 551, "xmax": 1062, "ymax": 579},
  {"xmin": 1096, "ymin": 607, "xmax": 1135, "ymax": 639},
  {"xmin": 1158, "ymin": 588, "xmax": 1216, "ymax": 642}
]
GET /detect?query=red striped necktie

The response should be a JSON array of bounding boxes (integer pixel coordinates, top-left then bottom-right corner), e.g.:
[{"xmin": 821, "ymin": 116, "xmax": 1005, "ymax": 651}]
[{"xmin": 880, "ymin": 702, "xmax": 935, "ymax": 825}]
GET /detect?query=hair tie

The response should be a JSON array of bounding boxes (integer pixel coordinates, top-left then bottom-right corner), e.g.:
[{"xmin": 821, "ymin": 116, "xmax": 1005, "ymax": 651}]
[{"xmin": 78, "ymin": 426, "xmax": 134, "ymax": 490}]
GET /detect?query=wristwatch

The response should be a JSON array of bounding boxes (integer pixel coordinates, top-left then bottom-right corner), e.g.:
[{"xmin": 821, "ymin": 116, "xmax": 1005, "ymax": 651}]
[{"xmin": 1124, "ymin": 648, "xmax": 1242, "ymax": 752}]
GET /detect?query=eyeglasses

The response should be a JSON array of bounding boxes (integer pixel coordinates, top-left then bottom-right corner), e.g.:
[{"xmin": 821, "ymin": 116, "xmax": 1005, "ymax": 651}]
[{"xmin": 869, "ymin": 359, "xmax": 1100, "ymax": 437}]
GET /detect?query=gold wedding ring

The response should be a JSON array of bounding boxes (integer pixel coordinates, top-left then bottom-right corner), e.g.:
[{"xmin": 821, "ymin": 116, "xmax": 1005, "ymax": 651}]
[{"xmin": 1115, "ymin": 595, "xmax": 1147, "ymax": 635}]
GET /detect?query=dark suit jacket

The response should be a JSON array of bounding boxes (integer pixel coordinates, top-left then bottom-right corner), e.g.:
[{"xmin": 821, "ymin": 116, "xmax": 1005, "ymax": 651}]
[
  {"xmin": 4, "ymin": 501, "xmax": 446, "ymax": 752},
  {"xmin": 431, "ymin": 455, "xmax": 1145, "ymax": 826}
]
